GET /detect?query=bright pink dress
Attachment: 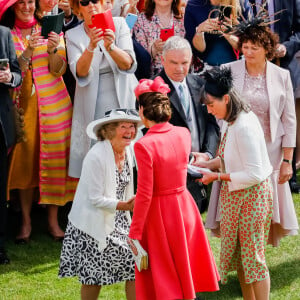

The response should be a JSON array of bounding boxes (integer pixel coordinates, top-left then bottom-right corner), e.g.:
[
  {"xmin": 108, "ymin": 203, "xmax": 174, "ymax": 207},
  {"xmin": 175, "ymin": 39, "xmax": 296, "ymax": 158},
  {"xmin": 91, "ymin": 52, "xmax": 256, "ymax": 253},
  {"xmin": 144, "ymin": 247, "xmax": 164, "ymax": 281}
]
[{"xmin": 129, "ymin": 122, "xmax": 219, "ymax": 300}]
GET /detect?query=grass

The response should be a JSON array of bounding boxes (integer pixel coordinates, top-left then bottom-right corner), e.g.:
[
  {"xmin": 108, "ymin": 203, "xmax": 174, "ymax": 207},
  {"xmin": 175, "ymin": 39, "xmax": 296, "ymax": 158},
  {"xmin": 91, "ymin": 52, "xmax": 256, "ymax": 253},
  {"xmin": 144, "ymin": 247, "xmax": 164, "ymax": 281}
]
[{"xmin": 0, "ymin": 191, "xmax": 299, "ymax": 300}]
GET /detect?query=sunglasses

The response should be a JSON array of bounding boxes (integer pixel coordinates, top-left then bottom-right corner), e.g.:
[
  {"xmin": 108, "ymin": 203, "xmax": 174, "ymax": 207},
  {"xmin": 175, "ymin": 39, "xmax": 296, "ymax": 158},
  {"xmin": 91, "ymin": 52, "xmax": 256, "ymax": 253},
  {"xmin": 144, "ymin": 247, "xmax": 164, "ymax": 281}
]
[{"xmin": 79, "ymin": 0, "xmax": 100, "ymax": 6}]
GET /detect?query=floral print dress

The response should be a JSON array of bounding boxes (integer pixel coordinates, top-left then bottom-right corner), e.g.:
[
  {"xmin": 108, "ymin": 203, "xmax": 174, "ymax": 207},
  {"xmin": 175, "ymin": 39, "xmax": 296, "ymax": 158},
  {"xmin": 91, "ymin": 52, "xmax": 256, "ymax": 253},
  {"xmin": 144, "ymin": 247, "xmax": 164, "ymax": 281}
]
[
  {"xmin": 218, "ymin": 127, "xmax": 273, "ymax": 284},
  {"xmin": 133, "ymin": 12, "xmax": 185, "ymax": 76}
]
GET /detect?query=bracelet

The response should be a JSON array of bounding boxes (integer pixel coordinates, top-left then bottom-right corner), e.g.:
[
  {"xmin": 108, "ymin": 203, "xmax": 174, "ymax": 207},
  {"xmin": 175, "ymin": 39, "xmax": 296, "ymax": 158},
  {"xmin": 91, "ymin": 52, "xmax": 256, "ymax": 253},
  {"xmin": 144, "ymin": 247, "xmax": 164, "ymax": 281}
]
[
  {"xmin": 217, "ymin": 173, "xmax": 221, "ymax": 181},
  {"xmin": 86, "ymin": 45, "xmax": 95, "ymax": 53},
  {"xmin": 283, "ymin": 158, "xmax": 292, "ymax": 164},
  {"xmin": 20, "ymin": 53, "xmax": 30, "ymax": 63},
  {"xmin": 195, "ymin": 25, "xmax": 203, "ymax": 35}
]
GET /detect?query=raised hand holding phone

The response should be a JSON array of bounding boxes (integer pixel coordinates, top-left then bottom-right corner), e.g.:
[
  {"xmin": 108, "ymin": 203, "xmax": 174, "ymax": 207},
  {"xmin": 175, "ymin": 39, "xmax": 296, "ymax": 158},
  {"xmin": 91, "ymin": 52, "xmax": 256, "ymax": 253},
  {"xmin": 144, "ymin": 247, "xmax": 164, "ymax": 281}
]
[
  {"xmin": 87, "ymin": 26, "xmax": 104, "ymax": 50},
  {"xmin": 27, "ymin": 29, "xmax": 44, "ymax": 51}
]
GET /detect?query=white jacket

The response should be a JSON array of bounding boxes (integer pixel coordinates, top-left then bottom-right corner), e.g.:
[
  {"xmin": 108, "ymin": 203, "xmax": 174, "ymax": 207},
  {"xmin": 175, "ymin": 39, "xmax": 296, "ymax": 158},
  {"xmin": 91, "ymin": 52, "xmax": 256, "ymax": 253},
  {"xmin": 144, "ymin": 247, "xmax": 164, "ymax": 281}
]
[
  {"xmin": 222, "ymin": 111, "xmax": 273, "ymax": 192},
  {"xmin": 68, "ymin": 140, "xmax": 134, "ymax": 251}
]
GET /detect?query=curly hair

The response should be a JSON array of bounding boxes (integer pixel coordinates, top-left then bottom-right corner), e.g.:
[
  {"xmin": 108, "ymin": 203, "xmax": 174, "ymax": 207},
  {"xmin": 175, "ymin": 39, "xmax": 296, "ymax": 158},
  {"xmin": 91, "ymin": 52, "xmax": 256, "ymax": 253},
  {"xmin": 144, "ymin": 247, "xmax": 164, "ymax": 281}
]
[
  {"xmin": 138, "ymin": 92, "xmax": 172, "ymax": 123},
  {"xmin": 237, "ymin": 26, "xmax": 279, "ymax": 60},
  {"xmin": 144, "ymin": 0, "xmax": 182, "ymax": 21}
]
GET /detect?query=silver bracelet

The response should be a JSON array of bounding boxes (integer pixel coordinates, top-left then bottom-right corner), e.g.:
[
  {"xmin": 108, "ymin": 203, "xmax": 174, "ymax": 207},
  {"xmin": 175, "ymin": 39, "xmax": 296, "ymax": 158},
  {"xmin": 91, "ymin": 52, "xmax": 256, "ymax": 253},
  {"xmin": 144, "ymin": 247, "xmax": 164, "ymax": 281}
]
[
  {"xmin": 20, "ymin": 53, "xmax": 30, "ymax": 63},
  {"xmin": 217, "ymin": 173, "xmax": 221, "ymax": 181},
  {"xmin": 86, "ymin": 45, "xmax": 95, "ymax": 53}
]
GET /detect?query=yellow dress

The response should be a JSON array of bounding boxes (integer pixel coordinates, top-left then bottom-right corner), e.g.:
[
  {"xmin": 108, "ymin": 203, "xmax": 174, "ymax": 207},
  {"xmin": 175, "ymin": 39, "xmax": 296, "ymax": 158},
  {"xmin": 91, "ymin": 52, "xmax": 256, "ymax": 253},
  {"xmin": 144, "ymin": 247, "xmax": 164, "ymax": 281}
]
[{"xmin": 8, "ymin": 25, "xmax": 77, "ymax": 205}]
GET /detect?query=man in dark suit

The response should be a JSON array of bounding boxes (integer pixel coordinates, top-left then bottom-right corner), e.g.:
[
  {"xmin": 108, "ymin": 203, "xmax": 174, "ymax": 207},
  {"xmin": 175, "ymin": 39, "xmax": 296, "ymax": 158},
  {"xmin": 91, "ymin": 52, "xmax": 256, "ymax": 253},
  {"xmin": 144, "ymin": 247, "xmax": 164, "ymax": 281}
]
[
  {"xmin": 0, "ymin": 25, "xmax": 22, "ymax": 264},
  {"xmin": 156, "ymin": 36, "xmax": 220, "ymax": 212}
]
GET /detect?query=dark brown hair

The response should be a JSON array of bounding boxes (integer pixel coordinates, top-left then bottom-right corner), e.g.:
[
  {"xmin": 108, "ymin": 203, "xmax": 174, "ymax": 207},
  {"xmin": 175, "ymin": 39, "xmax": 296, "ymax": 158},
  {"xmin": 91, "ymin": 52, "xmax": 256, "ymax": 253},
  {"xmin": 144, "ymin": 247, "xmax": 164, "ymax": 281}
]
[
  {"xmin": 144, "ymin": 0, "xmax": 182, "ymax": 21},
  {"xmin": 139, "ymin": 92, "xmax": 172, "ymax": 123},
  {"xmin": 237, "ymin": 26, "xmax": 279, "ymax": 60},
  {"xmin": 201, "ymin": 88, "xmax": 250, "ymax": 123}
]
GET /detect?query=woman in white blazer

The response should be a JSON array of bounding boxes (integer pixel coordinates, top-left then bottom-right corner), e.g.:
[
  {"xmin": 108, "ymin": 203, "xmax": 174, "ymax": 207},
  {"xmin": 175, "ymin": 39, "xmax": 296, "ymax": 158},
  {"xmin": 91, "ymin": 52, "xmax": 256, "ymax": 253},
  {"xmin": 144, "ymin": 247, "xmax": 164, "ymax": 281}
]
[
  {"xmin": 59, "ymin": 109, "xmax": 141, "ymax": 300},
  {"xmin": 194, "ymin": 67, "xmax": 273, "ymax": 300},
  {"xmin": 222, "ymin": 18, "xmax": 299, "ymax": 247},
  {"xmin": 66, "ymin": 0, "xmax": 138, "ymax": 178}
]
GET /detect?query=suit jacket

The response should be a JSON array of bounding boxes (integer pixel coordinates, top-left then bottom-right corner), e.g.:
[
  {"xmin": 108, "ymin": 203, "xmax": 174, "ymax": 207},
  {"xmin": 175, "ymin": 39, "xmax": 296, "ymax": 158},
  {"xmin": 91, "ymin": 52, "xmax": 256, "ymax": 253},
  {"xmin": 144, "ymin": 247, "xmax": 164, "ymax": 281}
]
[
  {"xmin": 249, "ymin": 0, "xmax": 300, "ymax": 67},
  {"xmin": 222, "ymin": 111, "xmax": 273, "ymax": 192},
  {"xmin": 0, "ymin": 26, "xmax": 22, "ymax": 149},
  {"xmin": 225, "ymin": 59, "xmax": 296, "ymax": 147},
  {"xmin": 157, "ymin": 69, "xmax": 220, "ymax": 157},
  {"xmin": 273, "ymin": 0, "xmax": 300, "ymax": 67}
]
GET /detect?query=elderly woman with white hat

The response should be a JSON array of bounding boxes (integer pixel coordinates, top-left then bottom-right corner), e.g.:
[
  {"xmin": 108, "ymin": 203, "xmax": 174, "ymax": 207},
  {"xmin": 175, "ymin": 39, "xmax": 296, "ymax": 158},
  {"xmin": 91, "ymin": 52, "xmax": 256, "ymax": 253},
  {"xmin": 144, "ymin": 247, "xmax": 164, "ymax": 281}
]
[{"xmin": 59, "ymin": 109, "xmax": 141, "ymax": 300}]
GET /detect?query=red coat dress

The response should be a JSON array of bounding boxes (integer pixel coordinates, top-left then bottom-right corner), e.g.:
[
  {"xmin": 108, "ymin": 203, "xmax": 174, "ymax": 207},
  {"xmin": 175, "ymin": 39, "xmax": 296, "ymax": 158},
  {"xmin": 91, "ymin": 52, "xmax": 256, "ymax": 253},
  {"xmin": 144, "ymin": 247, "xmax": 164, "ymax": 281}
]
[{"xmin": 129, "ymin": 122, "xmax": 220, "ymax": 300}]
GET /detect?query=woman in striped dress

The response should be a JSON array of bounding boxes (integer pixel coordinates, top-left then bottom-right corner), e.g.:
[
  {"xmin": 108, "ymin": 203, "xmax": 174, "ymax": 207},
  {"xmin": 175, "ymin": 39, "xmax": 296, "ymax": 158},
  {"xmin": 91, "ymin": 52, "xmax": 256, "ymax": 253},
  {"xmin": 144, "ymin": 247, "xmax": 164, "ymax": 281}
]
[{"xmin": 1, "ymin": 0, "xmax": 77, "ymax": 243}]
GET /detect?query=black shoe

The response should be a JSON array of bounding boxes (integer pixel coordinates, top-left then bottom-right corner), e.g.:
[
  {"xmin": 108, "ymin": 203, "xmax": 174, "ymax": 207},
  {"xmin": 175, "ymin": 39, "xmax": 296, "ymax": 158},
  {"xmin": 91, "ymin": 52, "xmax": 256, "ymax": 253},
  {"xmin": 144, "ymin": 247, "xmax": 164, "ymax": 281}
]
[
  {"xmin": 289, "ymin": 181, "xmax": 300, "ymax": 194},
  {"xmin": 0, "ymin": 248, "xmax": 10, "ymax": 265}
]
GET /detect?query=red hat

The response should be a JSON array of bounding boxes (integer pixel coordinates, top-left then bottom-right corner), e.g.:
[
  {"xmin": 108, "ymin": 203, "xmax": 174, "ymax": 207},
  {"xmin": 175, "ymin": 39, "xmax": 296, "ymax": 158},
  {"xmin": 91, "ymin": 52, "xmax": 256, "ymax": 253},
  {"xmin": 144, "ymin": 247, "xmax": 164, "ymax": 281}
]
[
  {"xmin": 0, "ymin": 0, "xmax": 18, "ymax": 21},
  {"xmin": 134, "ymin": 76, "xmax": 171, "ymax": 99}
]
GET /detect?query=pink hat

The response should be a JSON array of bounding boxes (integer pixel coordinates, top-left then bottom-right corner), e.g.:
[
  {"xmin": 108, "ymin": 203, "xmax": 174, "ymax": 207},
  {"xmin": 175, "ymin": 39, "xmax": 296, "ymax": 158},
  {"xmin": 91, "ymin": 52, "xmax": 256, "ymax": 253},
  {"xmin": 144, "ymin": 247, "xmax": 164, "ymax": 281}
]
[
  {"xmin": 134, "ymin": 76, "xmax": 171, "ymax": 100},
  {"xmin": 0, "ymin": 0, "xmax": 18, "ymax": 20}
]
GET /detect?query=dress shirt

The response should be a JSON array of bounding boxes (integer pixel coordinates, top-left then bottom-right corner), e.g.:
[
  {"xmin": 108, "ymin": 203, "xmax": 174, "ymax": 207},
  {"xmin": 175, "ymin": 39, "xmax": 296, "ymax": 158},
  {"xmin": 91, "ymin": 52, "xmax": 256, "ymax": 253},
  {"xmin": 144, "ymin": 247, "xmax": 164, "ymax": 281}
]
[{"xmin": 168, "ymin": 77, "xmax": 200, "ymax": 152}]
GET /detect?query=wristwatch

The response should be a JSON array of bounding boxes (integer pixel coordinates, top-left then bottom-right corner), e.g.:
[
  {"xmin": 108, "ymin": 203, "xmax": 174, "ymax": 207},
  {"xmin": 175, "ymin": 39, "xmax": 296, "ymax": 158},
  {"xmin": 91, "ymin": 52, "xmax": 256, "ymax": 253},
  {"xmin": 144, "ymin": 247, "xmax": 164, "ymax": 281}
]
[
  {"xmin": 107, "ymin": 43, "xmax": 115, "ymax": 53},
  {"xmin": 283, "ymin": 158, "xmax": 292, "ymax": 164}
]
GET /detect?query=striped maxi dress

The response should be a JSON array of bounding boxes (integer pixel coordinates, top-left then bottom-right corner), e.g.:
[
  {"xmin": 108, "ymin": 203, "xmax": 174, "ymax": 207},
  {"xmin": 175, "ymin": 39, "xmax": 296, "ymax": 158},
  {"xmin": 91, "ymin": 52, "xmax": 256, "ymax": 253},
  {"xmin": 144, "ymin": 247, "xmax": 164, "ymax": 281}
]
[{"xmin": 7, "ymin": 24, "xmax": 77, "ymax": 205}]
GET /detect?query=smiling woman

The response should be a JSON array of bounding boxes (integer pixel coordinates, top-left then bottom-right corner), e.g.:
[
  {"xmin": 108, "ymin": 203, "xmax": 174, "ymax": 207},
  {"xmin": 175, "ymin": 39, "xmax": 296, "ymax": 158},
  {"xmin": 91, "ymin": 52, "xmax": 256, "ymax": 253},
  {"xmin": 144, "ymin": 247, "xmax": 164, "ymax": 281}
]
[
  {"xmin": 59, "ymin": 109, "xmax": 141, "ymax": 300},
  {"xmin": 0, "ymin": 0, "xmax": 77, "ymax": 244}
]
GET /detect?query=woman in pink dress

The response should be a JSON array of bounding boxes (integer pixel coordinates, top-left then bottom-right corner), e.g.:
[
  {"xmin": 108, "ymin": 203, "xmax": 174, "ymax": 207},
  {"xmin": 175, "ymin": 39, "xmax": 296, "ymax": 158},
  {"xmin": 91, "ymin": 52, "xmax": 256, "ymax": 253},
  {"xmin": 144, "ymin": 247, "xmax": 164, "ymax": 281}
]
[{"xmin": 128, "ymin": 77, "xmax": 219, "ymax": 300}]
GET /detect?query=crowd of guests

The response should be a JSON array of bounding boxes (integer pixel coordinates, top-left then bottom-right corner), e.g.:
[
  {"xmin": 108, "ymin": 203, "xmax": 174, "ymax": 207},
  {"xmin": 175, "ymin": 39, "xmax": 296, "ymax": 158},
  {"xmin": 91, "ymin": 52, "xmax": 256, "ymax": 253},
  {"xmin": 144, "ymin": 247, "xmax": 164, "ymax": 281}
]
[{"xmin": 0, "ymin": 0, "xmax": 299, "ymax": 299}]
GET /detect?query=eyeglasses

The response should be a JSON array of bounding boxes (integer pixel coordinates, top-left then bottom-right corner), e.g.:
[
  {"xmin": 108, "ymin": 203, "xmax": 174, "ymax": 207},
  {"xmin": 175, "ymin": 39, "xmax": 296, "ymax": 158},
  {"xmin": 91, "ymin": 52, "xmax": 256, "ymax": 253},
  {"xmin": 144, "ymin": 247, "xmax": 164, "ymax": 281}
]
[
  {"xmin": 105, "ymin": 109, "xmax": 139, "ymax": 117},
  {"xmin": 79, "ymin": 0, "xmax": 100, "ymax": 6}
]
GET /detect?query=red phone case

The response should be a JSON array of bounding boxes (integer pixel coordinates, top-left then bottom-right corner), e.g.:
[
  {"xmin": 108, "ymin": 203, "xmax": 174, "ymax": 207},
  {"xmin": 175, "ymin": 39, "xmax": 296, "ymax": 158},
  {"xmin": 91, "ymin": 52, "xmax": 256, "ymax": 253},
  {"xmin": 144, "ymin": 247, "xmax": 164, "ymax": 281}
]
[
  {"xmin": 160, "ymin": 28, "xmax": 174, "ymax": 42},
  {"xmin": 90, "ymin": 9, "xmax": 115, "ymax": 33}
]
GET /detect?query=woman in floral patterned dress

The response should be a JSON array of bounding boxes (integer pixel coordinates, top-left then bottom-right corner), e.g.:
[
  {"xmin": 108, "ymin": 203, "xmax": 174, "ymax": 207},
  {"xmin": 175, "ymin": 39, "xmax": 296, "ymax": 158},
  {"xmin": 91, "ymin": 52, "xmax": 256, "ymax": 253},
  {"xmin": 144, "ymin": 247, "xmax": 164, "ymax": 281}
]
[
  {"xmin": 194, "ymin": 67, "xmax": 273, "ymax": 300},
  {"xmin": 133, "ymin": 0, "xmax": 185, "ymax": 76}
]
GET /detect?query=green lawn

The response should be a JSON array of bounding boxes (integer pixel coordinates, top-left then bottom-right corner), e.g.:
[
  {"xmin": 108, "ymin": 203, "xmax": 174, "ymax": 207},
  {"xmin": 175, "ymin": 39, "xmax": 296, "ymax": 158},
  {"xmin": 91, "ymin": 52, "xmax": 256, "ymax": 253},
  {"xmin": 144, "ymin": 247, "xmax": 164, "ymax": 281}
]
[{"xmin": 0, "ymin": 193, "xmax": 299, "ymax": 300}]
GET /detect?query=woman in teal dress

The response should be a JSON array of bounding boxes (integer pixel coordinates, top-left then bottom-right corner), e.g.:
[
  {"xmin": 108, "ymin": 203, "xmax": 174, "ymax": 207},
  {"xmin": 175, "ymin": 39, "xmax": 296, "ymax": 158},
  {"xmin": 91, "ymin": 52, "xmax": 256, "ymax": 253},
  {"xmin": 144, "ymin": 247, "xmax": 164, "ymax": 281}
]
[{"xmin": 193, "ymin": 67, "xmax": 273, "ymax": 300}]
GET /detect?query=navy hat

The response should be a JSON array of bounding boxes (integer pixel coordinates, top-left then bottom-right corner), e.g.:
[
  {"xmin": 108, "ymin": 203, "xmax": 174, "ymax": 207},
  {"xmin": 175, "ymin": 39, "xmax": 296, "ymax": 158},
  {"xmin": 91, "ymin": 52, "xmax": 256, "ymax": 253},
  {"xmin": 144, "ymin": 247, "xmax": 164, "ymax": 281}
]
[{"xmin": 203, "ymin": 66, "xmax": 233, "ymax": 98}]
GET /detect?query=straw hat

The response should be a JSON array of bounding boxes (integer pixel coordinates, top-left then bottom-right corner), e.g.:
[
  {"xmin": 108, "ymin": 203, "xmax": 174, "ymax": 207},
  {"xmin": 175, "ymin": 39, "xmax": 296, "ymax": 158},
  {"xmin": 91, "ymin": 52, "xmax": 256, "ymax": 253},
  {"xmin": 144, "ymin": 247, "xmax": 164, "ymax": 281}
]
[{"xmin": 86, "ymin": 109, "xmax": 142, "ymax": 140}]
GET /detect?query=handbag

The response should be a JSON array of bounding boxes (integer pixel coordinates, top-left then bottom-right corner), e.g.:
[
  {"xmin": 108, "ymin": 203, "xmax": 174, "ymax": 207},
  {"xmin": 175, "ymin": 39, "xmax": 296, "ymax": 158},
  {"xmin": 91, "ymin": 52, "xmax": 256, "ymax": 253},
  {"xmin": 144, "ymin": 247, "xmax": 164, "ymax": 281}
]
[
  {"xmin": 127, "ymin": 238, "xmax": 148, "ymax": 272},
  {"xmin": 12, "ymin": 89, "xmax": 26, "ymax": 143}
]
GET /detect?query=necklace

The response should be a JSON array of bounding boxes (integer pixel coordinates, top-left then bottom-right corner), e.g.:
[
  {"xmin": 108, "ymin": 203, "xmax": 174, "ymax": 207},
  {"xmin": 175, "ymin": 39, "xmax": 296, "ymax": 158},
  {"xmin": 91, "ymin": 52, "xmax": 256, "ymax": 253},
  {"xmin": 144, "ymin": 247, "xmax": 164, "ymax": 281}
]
[
  {"xmin": 113, "ymin": 148, "xmax": 126, "ymax": 172},
  {"xmin": 155, "ymin": 10, "xmax": 173, "ymax": 28}
]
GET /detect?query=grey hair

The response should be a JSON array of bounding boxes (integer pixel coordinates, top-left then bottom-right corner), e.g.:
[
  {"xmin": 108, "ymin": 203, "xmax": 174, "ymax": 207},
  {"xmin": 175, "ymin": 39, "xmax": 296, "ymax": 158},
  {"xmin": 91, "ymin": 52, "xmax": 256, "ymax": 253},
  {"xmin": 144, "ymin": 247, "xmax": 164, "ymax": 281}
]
[{"xmin": 162, "ymin": 36, "xmax": 192, "ymax": 58}]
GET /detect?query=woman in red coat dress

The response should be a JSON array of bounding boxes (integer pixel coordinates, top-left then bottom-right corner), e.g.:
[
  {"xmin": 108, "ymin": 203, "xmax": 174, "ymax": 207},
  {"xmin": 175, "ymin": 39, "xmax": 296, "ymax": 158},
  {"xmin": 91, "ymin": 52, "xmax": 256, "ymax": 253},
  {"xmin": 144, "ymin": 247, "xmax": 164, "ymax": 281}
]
[{"xmin": 128, "ymin": 77, "xmax": 220, "ymax": 300}]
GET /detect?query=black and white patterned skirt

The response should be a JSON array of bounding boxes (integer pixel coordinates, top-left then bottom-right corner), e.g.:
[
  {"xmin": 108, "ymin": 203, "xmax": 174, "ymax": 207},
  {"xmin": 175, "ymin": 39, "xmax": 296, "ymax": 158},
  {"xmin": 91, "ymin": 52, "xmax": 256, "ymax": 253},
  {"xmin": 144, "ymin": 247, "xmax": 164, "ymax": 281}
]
[{"xmin": 58, "ymin": 213, "xmax": 135, "ymax": 285}]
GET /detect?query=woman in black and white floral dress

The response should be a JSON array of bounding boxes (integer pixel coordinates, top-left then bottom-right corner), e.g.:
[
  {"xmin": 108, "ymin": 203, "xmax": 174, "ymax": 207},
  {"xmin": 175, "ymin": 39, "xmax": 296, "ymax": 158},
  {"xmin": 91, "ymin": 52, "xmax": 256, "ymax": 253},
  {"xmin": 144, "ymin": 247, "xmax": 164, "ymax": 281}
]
[{"xmin": 59, "ymin": 109, "xmax": 141, "ymax": 300}]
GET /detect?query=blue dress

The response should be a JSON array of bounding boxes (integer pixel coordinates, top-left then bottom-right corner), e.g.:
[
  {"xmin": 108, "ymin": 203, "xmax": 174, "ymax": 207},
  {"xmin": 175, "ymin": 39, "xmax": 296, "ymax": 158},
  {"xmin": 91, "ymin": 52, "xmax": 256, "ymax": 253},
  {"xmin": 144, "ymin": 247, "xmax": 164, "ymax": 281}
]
[{"xmin": 184, "ymin": 0, "xmax": 252, "ymax": 66}]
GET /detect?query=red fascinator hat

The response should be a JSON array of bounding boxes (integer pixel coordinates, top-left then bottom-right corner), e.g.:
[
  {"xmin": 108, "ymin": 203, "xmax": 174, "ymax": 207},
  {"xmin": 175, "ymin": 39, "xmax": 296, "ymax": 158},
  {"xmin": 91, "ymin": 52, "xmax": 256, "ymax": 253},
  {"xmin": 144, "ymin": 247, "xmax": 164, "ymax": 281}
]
[
  {"xmin": 134, "ymin": 76, "xmax": 171, "ymax": 99},
  {"xmin": 0, "ymin": 0, "xmax": 18, "ymax": 20}
]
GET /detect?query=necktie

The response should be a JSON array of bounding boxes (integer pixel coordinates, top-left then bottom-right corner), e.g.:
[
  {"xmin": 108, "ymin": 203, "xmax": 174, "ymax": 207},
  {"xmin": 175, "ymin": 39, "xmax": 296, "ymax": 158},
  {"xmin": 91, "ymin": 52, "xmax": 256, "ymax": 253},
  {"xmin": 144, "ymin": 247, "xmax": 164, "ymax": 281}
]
[{"xmin": 179, "ymin": 84, "xmax": 190, "ymax": 116}]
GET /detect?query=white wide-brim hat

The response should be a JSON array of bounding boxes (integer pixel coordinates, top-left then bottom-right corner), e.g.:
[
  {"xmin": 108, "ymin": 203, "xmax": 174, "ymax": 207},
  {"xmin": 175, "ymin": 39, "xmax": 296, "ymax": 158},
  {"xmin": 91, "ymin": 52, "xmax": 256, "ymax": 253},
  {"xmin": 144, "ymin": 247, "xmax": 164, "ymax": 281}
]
[{"xmin": 86, "ymin": 109, "xmax": 142, "ymax": 140}]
